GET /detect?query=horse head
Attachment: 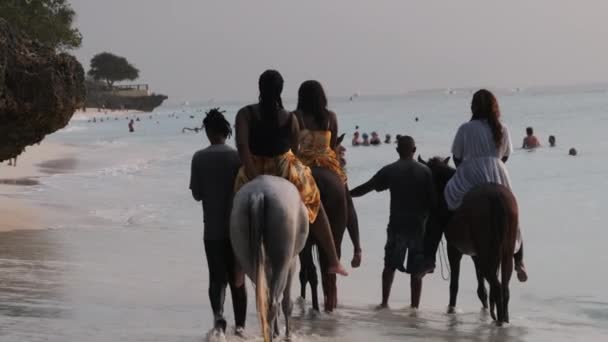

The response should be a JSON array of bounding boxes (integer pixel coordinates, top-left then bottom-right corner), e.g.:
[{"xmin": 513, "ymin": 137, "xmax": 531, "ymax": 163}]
[
  {"xmin": 418, "ymin": 155, "xmax": 454, "ymax": 192},
  {"xmin": 335, "ymin": 133, "xmax": 347, "ymax": 167}
]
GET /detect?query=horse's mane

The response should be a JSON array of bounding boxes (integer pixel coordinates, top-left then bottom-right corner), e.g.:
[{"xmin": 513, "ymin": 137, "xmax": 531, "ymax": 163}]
[{"xmin": 427, "ymin": 156, "xmax": 456, "ymax": 184}]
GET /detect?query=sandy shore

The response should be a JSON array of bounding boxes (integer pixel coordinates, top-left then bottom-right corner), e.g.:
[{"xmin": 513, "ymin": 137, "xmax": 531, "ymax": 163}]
[{"xmin": 0, "ymin": 141, "xmax": 78, "ymax": 232}]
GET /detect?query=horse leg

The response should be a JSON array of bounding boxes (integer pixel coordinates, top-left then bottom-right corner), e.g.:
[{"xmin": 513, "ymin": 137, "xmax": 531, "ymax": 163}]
[
  {"xmin": 329, "ymin": 231, "xmax": 344, "ymax": 311},
  {"xmin": 309, "ymin": 254, "xmax": 320, "ymax": 312},
  {"xmin": 472, "ymin": 256, "xmax": 489, "ymax": 309},
  {"xmin": 447, "ymin": 243, "xmax": 462, "ymax": 313},
  {"xmin": 298, "ymin": 238, "xmax": 313, "ymax": 299},
  {"xmin": 501, "ymin": 245, "xmax": 514, "ymax": 324},
  {"xmin": 282, "ymin": 266, "xmax": 295, "ymax": 339},
  {"xmin": 318, "ymin": 251, "xmax": 332, "ymax": 312},
  {"xmin": 486, "ymin": 269, "xmax": 503, "ymax": 324}
]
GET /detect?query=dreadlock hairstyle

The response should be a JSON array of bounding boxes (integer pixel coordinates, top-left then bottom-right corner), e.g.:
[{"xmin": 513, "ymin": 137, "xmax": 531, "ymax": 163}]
[
  {"xmin": 203, "ymin": 107, "xmax": 232, "ymax": 138},
  {"xmin": 297, "ymin": 80, "xmax": 330, "ymax": 128},
  {"xmin": 470, "ymin": 89, "xmax": 504, "ymax": 148},
  {"xmin": 258, "ymin": 70, "xmax": 284, "ymax": 127}
]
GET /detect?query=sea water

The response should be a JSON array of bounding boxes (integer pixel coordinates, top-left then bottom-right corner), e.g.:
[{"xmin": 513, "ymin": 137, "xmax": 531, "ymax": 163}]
[{"xmin": 1, "ymin": 86, "xmax": 608, "ymax": 341}]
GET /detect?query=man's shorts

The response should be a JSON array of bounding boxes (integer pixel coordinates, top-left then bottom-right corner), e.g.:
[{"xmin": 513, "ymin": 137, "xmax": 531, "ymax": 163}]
[{"xmin": 384, "ymin": 229, "xmax": 424, "ymax": 274}]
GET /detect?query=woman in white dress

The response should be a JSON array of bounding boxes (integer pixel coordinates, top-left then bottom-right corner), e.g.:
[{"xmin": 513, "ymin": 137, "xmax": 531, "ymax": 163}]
[{"xmin": 423, "ymin": 89, "xmax": 527, "ymax": 281}]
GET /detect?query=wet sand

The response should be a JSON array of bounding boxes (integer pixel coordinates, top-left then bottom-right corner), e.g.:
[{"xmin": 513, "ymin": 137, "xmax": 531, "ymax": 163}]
[{"xmin": 0, "ymin": 141, "xmax": 78, "ymax": 233}]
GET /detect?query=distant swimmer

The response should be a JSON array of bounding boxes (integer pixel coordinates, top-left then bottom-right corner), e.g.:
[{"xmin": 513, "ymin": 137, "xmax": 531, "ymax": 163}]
[
  {"xmin": 415, "ymin": 117, "xmax": 419, "ymax": 122},
  {"xmin": 182, "ymin": 127, "xmax": 201, "ymax": 133},
  {"xmin": 522, "ymin": 127, "xmax": 541, "ymax": 149},
  {"xmin": 362, "ymin": 133, "xmax": 370, "ymax": 146},
  {"xmin": 352, "ymin": 131, "xmax": 362, "ymax": 146},
  {"xmin": 128, "ymin": 119, "xmax": 135, "ymax": 133},
  {"xmin": 370, "ymin": 132, "xmax": 381, "ymax": 146},
  {"xmin": 384, "ymin": 134, "xmax": 392, "ymax": 144},
  {"xmin": 548, "ymin": 135, "xmax": 556, "ymax": 147},
  {"xmin": 569, "ymin": 148, "xmax": 578, "ymax": 156}
]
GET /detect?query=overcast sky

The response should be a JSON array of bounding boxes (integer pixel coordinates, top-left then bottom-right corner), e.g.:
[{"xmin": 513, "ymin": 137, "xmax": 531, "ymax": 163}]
[{"xmin": 70, "ymin": 0, "xmax": 608, "ymax": 103}]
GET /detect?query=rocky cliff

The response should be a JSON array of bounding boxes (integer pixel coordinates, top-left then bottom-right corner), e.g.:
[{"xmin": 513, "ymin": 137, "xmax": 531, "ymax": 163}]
[
  {"xmin": 0, "ymin": 18, "xmax": 85, "ymax": 162},
  {"xmin": 85, "ymin": 79, "xmax": 168, "ymax": 112}
]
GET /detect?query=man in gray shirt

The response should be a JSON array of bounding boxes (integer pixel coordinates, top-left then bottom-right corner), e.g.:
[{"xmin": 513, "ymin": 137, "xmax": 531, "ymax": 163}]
[
  {"xmin": 351, "ymin": 136, "xmax": 435, "ymax": 310},
  {"xmin": 189, "ymin": 108, "xmax": 246, "ymax": 335}
]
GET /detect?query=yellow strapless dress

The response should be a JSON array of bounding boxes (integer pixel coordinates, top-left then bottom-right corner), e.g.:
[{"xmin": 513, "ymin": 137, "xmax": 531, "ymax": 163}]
[{"xmin": 298, "ymin": 130, "xmax": 347, "ymax": 184}]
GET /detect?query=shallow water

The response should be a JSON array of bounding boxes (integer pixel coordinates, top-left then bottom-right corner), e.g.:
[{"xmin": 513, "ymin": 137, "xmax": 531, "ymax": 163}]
[{"xmin": 2, "ymin": 86, "xmax": 608, "ymax": 341}]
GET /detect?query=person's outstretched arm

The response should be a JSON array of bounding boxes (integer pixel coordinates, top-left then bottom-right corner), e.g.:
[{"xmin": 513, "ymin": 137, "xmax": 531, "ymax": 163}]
[{"xmin": 350, "ymin": 179, "xmax": 376, "ymax": 197}]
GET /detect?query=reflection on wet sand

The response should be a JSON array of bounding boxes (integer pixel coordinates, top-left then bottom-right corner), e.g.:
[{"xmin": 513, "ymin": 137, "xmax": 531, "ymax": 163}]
[{"xmin": 0, "ymin": 230, "xmax": 68, "ymax": 340}]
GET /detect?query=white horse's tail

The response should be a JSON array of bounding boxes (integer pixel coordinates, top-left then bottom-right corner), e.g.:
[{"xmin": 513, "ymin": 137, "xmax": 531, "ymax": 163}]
[{"xmin": 250, "ymin": 193, "xmax": 271, "ymax": 342}]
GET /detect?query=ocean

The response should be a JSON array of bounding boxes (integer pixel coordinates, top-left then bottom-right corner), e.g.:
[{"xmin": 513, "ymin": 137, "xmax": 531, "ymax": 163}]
[{"xmin": 1, "ymin": 86, "xmax": 608, "ymax": 341}]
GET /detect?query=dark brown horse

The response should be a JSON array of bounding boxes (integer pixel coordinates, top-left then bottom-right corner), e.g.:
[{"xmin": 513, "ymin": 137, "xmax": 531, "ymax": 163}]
[
  {"xmin": 299, "ymin": 134, "xmax": 360, "ymax": 312},
  {"xmin": 420, "ymin": 156, "xmax": 518, "ymax": 325}
]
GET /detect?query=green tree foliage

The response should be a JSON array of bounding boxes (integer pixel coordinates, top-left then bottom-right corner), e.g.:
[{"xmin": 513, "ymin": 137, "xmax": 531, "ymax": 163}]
[
  {"xmin": 0, "ymin": 0, "xmax": 82, "ymax": 50},
  {"xmin": 88, "ymin": 52, "xmax": 140, "ymax": 89}
]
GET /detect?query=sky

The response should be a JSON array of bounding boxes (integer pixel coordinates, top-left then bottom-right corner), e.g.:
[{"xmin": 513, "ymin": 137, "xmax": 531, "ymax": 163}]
[{"xmin": 70, "ymin": 0, "xmax": 608, "ymax": 103}]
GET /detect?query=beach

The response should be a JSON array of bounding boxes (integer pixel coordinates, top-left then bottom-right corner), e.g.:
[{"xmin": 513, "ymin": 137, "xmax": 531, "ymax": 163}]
[
  {"xmin": 1, "ymin": 87, "xmax": 608, "ymax": 341},
  {"xmin": 0, "ymin": 141, "xmax": 79, "ymax": 233}
]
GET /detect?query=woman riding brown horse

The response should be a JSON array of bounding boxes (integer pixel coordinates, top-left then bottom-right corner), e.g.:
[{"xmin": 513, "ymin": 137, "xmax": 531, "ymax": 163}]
[
  {"xmin": 294, "ymin": 80, "xmax": 361, "ymax": 312},
  {"xmin": 421, "ymin": 156, "xmax": 519, "ymax": 324}
]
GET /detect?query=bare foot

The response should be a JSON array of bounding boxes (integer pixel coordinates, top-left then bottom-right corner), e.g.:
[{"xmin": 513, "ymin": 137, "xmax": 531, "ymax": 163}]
[
  {"xmin": 327, "ymin": 263, "xmax": 349, "ymax": 276},
  {"xmin": 515, "ymin": 263, "xmax": 528, "ymax": 282},
  {"xmin": 351, "ymin": 251, "xmax": 362, "ymax": 268}
]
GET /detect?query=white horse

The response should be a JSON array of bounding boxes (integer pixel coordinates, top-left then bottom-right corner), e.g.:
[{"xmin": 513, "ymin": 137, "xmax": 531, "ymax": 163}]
[{"xmin": 230, "ymin": 176, "xmax": 309, "ymax": 342}]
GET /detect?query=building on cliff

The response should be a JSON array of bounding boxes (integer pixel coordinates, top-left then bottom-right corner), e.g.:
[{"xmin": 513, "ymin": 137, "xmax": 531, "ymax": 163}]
[{"xmin": 84, "ymin": 80, "xmax": 167, "ymax": 112}]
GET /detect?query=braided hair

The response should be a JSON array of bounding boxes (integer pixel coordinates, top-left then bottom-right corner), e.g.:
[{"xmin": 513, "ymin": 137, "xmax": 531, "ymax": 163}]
[
  {"xmin": 258, "ymin": 70, "xmax": 284, "ymax": 127},
  {"xmin": 202, "ymin": 107, "xmax": 232, "ymax": 138},
  {"xmin": 470, "ymin": 89, "xmax": 504, "ymax": 149},
  {"xmin": 297, "ymin": 80, "xmax": 330, "ymax": 128}
]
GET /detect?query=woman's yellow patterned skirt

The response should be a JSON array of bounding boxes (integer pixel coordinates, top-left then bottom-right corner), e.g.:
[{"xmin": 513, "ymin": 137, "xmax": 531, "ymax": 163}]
[{"xmin": 234, "ymin": 150, "xmax": 321, "ymax": 223}]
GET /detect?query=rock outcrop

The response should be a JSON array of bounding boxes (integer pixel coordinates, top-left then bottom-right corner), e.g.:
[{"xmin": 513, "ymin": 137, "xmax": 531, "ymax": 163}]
[
  {"xmin": 0, "ymin": 18, "xmax": 85, "ymax": 162},
  {"xmin": 84, "ymin": 79, "xmax": 168, "ymax": 112}
]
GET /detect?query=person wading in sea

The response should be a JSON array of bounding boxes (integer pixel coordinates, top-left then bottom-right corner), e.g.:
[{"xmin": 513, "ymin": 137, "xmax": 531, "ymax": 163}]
[
  {"xmin": 189, "ymin": 108, "xmax": 247, "ymax": 336},
  {"xmin": 351, "ymin": 136, "xmax": 435, "ymax": 309},
  {"xmin": 233, "ymin": 69, "xmax": 348, "ymax": 276},
  {"xmin": 522, "ymin": 127, "xmax": 541, "ymax": 149}
]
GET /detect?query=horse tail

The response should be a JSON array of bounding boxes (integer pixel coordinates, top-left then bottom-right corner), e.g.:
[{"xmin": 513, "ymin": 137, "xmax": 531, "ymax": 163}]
[{"xmin": 250, "ymin": 193, "xmax": 271, "ymax": 342}]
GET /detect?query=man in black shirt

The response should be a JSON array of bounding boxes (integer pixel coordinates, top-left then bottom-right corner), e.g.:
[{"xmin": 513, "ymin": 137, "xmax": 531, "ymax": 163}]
[
  {"xmin": 351, "ymin": 136, "xmax": 435, "ymax": 309},
  {"xmin": 190, "ymin": 108, "xmax": 247, "ymax": 335}
]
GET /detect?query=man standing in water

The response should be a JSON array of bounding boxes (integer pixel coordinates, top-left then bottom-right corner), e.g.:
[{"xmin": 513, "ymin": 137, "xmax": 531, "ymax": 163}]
[
  {"xmin": 189, "ymin": 108, "xmax": 247, "ymax": 335},
  {"xmin": 351, "ymin": 136, "xmax": 435, "ymax": 309}
]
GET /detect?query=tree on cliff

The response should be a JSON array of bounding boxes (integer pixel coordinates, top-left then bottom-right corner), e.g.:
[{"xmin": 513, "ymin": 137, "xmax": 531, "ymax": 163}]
[
  {"xmin": 0, "ymin": 0, "xmax": 82, "ymax": 50},
  {"xmin": 88, "ymin": 52, "xmax": 140, "ymax": 89}
]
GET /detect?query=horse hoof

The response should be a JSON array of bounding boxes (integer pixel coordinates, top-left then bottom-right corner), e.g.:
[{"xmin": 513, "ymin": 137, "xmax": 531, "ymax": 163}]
[
  {"xmin": 447, "ymin": 306, "xmax": 457, "ymax": 314},
  {"xmin": 235, "ymin": 326, "xmax": 248, "ymax": 339},
  {"xmin": 214, "ymin": 318, "xmax": 227, "ymax": 333},
  {"xmin": 206, "ymin": 329, "xmax": 226, "ymax": 342}
]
